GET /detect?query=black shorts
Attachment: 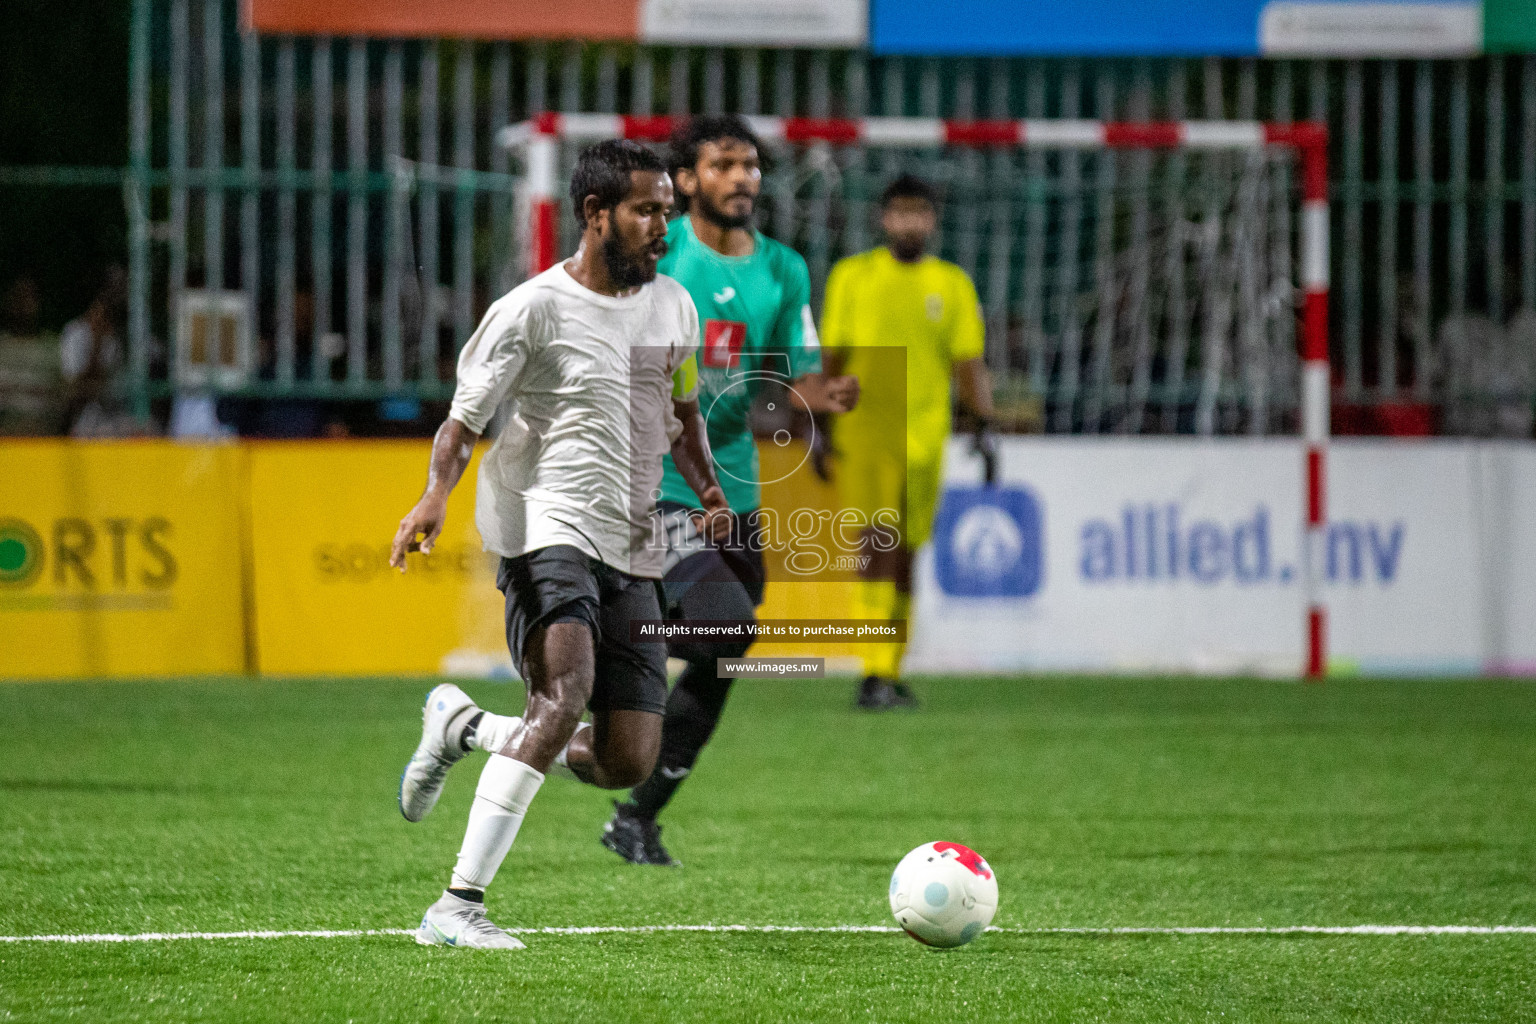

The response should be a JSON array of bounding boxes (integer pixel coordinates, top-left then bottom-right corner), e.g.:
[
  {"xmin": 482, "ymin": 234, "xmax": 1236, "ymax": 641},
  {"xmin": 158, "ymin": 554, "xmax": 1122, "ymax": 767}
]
[
  {"xmin": 657, "ymin": 503, "xmax": 766, "ymax": 663},
  {"xmin": 496, "ymin": 545, "xmax": 668, "ymax": 716},
  {"xmin": 657, "ymin": 502, "xmax": 766, "ymax": 609}
]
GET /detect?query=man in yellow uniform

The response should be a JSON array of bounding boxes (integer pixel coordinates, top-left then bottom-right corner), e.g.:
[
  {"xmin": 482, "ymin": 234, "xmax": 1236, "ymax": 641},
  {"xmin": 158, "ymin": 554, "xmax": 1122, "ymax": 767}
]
[{"xmin": 821, "ymin": 175, "xmax": 995, "ymax": 710}]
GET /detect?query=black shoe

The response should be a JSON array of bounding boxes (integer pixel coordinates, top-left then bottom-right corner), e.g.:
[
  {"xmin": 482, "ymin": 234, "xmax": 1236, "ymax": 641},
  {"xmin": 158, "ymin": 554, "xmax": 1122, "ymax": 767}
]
[
  {"xmin": 889, "ymin": 682, "xmax": 920, "ymax": 709},
  {"xmin": 601, "ymin": 802, "xmax": 679, "ymax": 867},
  {"xmin": 855, "ymin": 676, "xmax": 896, "ymax": 710}
]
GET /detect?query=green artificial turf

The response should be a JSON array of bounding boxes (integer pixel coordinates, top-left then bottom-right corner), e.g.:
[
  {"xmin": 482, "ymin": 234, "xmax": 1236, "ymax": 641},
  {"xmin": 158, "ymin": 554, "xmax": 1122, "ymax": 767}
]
[{"xmin": 2, "ymin": 675, "xmax": 1535, "ymax": 1022}]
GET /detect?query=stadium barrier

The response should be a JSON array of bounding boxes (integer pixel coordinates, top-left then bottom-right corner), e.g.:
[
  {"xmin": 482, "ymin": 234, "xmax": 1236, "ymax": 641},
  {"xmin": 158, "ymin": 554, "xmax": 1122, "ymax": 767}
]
[
  {"xmin": 118, "ymin": 3, "xmax": 1536, "ymax": 432},
  {"xmin": 244, "ymin": 442, "xmax": 509, "ymax": 677},
  {"xmin": 0, "ymin": 440, "xmax": 249, "ymax": 680},
  {"xmin": 5, "ymin": 437, "xmax": 1534, "ymax": 680},
  {"xmin": 911, "ymin": 435, "xmax": 1536, "ymax": 677},
  {"xmin": 0, "ymin": 439, "xmax": 861, "ymax": 681}
]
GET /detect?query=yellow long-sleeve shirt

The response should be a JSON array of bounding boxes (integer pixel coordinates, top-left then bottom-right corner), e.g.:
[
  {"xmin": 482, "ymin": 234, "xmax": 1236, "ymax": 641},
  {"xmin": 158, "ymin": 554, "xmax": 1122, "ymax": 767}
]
[{"xmin": 820, "ymin": 247, "xmax": 985, "ymax": 466}]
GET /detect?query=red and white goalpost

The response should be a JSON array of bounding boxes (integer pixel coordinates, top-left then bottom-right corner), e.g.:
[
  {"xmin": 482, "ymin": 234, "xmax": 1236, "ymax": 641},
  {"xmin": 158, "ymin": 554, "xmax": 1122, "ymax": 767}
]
[{"xmin": 501, "ymin": 112, "xmax": 1331, "ymax": 679}]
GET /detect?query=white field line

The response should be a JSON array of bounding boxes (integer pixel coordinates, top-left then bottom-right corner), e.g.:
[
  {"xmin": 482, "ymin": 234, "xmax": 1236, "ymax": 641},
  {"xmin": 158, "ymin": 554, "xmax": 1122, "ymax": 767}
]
[{"xmin": 4, "ymin": 924, "xmax": 1536, "ymax": 944}]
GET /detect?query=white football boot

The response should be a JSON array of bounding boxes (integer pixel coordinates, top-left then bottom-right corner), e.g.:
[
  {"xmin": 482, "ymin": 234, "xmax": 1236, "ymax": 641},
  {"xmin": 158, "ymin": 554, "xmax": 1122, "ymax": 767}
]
[
  {"xmin": 398, "ymin": 683, "xmax": 478, "ymax": 822},
  {"xmin": 415, "ymin": 891, "xmax": 526, "ymax": 949}
]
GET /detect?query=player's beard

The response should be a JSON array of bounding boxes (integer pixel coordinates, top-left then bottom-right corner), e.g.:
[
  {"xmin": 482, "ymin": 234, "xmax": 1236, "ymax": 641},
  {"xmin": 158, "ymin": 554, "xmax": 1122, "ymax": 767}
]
[
  {"xmin": 602, "ymin": 232, "xmax": 665, "ymax": 288},
  {"xmin": 695, "ymin": 189, "xmax": 754, "ymax": 231},
  {"xmin": 889, "ymin": 235, "xmax": 927, "ymax": 263}
]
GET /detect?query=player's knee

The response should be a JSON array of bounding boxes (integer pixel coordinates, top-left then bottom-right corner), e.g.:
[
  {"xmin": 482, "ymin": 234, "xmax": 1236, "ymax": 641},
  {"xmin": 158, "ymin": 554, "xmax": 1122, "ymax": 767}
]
[
  {"xmin": 609, "ymin": 756, "xmax": 653, "ymax": 789},
  {"xmin": 614, "ymin": 766, "xmax": 649, "ymax": 789},
  {"xmin": 601, "ymin": 739, "xmax": 659, "ymax": 788}
]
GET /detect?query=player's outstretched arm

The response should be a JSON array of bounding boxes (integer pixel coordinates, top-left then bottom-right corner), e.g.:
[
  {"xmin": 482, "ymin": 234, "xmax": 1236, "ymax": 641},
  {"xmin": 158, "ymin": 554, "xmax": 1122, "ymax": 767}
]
[
  {"xmin": 389, "ymin": 416, "xmax": 480, "ymax": 571},
  {"xmin": 669, "ymin": 397, "xmax": 733, "ymax": 542}
]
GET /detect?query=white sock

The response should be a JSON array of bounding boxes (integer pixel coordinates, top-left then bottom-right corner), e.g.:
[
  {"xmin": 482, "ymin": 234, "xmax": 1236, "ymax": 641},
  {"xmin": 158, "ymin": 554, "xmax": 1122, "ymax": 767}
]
[
  {"xmin": 449, "ymin": 754, "xmax": 544, "ymax": 891},
  {"xmin": 547, "ymin": 722, "xmax": 592, "ymax": 782},
  {"xmin": 468, "ymin": 711, "xmax": 523, "ymax": 755}
]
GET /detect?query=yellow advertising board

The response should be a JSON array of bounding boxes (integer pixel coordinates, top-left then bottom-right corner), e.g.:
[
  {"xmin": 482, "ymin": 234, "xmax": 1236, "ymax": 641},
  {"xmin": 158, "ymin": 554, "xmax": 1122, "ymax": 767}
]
[
  {"xmin": 245, "ymin": 442, "xmax": 509, "ymax": 677},
  {"xmin": 0, "ymin": 438, "xmax": 866, "ymax": 681},
  {"xmin": 246, "ymin": 439, "xmax": 863, "ymax": 676},
  {"xmin": 0, "ymin": 440, "xmax": 248, "ymax": 680}
]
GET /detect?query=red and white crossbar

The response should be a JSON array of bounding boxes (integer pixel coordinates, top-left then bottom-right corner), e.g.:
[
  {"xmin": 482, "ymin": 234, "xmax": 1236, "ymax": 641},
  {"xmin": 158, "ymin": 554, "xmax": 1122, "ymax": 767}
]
[{"xmin": 503, "ymin": 113, "xmax": 1331, "ymax": 680}]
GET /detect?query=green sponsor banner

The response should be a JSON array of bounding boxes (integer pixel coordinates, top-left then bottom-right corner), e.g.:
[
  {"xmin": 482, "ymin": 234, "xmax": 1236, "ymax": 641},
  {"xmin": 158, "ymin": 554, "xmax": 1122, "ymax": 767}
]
[{"xmin": 1487, "ymin": 0, "xmax": 1536, "ymax": 51}]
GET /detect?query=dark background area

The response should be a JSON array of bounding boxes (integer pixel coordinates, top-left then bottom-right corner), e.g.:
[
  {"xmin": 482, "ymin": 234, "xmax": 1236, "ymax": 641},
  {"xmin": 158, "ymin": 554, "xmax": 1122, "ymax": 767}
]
[{"xmin": 1, "ymin": 0, "xmax": 130, "ymax": 331}]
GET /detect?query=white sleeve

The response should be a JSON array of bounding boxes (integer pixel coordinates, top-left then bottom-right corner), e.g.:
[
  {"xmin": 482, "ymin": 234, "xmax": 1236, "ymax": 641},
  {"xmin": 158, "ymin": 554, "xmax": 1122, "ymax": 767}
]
[
  {"xmin": 448, "ymin": 298, "xmax": 532, "ymax": 435},
  {"xmin": 674, "ymin": 284, "xmax": 700, "ymax": 368},
  {"xmin": 682, "ymin": 289, "xmax": 700, "ymax": 357}
]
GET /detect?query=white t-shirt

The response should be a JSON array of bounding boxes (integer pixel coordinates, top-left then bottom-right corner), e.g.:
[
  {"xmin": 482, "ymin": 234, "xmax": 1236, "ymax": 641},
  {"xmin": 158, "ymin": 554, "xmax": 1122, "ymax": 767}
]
[{"xmin": 449, "ymin": 263, "xmax": 700, "ymax": 579}]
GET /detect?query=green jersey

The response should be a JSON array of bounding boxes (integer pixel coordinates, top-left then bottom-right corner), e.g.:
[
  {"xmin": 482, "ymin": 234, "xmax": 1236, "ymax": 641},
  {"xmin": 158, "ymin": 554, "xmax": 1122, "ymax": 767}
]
[{"xmin": 657, "ymin": 215, "xmax": 822, "ymax": 512}]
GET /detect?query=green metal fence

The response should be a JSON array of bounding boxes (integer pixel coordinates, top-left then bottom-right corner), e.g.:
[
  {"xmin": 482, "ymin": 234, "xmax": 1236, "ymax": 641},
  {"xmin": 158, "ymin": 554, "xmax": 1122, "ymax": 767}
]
[{"xmin": 11, "ymin": 0, "xmax": 1531, "ymax": 434}]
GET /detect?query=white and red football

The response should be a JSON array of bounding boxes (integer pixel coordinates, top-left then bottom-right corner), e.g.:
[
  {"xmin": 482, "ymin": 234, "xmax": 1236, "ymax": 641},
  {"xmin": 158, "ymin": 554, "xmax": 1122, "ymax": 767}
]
[{"xmin": 889, "ymin": 841, "xmax": 999, "ymax": 948}]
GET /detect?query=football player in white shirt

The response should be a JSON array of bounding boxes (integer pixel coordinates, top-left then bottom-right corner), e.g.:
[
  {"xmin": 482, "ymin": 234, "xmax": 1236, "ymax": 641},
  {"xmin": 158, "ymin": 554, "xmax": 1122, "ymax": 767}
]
[{"xmin": 388, "ymin": 140, "xmax": 729, "ymax": 949}]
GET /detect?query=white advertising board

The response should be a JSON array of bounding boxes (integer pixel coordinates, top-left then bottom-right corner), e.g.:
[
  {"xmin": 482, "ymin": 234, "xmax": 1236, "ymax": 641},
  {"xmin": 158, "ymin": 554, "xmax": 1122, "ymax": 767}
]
[
  {"xmin": 1260, "ymin": 2, "xmax": 1483, "ymax": 57},
  {"xmin": 641, "ymin": 0, "xmax": 867, "ymax": 46},
  {"xmin": 906, "ymin": 437, "xmax": 1536, "ymax": 677}
]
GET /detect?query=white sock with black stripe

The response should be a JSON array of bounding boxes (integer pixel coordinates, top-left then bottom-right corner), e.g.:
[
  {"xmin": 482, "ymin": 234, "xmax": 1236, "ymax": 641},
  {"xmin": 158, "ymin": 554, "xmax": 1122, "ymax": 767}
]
[
  {"xmin": 449, "ymin": 754, "xmax": 544, "ymax": 892},
  {"xmin": 467, "ymin": 712, "xmax": 523, "ymax": 756}
]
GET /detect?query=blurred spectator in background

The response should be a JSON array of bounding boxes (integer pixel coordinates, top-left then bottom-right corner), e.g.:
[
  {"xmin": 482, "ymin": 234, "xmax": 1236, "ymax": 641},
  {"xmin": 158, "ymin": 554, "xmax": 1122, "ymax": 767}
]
[
  {"xmin": 61, "ymin": 265, "xmax": 142, "ymax": 437},
  {"xmin": 220, "ymin": 286, "xmax": 351, "ymax": 438},
  {"xmin": 0, "ymin": 276, "xmax": 65, "ymax": 435},
  {"xmin": 1, "ymin": 277, "xmax": 41, "ymax": 339},
  {"xmin": 1436, "ymin": 311, "xmax": 1536, "ymax": 439}
]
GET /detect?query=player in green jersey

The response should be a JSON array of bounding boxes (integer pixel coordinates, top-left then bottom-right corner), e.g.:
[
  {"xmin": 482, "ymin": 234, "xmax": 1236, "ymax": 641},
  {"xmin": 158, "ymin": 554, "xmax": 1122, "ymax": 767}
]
[{"xmin": 601, "ymin": 115, "xmax": 859, "ymax": 866}]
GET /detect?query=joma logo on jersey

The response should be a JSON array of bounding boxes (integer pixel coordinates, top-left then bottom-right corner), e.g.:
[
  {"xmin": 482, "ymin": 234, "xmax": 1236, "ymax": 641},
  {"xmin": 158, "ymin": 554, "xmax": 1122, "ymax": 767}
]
[{"xmin": 703, "ymin": 319, "xmax": 747, "ymax": 368}]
